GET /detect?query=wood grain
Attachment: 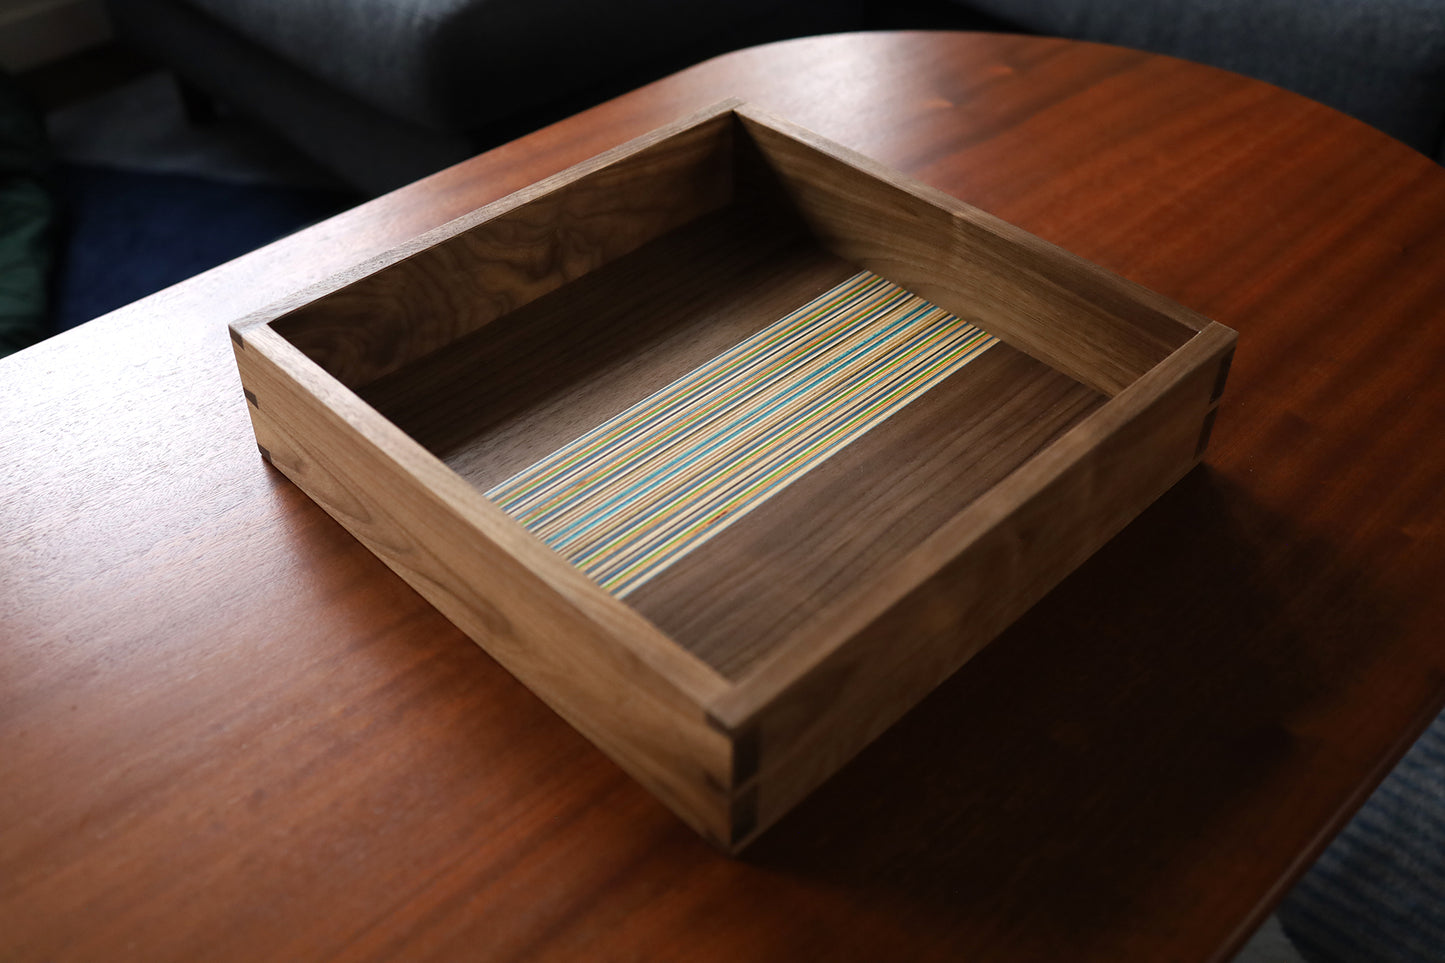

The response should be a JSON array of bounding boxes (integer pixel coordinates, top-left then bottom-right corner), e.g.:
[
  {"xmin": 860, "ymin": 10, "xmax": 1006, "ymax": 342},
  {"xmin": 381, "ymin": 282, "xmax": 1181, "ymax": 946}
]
[
  {"xmin": 239, "ymin": 103, "xmax": 1221, "ymax": 848},
  {"xmin": 629, "ymin": 344, "xmax": 1103, "ymax": 677},
  {"xmin": 357, "ymin": 194, "xmax": 1105, "ymax": 682},
  {"xmin": 4, "ymin": 30, "xmax": 1445, "ymax": 963},
  {"xmin": 358, "ymin": 205, "xmax": 853, "ymax": 490},
  {"xmin": 271, "ymin": 102, "xmax": 740, "ymax": 390},
  {"xmin": 712, "ymin": 323, "xmax": 1236, "ymax": 845},
  {"xmin": 233, "ymin": 320, "xmax": 737, "ymax": 841},
  {"xmin": 734, "ymin": 106, "xmax": 1206, "ymax": 396}
]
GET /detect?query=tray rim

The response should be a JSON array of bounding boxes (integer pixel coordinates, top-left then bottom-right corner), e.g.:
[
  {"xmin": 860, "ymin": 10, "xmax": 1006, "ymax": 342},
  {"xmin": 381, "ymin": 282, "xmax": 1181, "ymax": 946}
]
[
  {"xmin": 707, "ymin": 319, "xmax": 1235, "ymax": 727},
  {"xmin": 230, "ymin": 98, "xmax": 1237, "ymax": 849}
]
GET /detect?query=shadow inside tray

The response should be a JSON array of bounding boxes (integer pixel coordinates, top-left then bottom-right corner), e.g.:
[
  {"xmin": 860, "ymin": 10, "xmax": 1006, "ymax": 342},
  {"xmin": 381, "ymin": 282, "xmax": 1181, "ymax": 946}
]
[{"xmin": 739, "ymin": 465, "xmax": 1402, "ymax": 949}]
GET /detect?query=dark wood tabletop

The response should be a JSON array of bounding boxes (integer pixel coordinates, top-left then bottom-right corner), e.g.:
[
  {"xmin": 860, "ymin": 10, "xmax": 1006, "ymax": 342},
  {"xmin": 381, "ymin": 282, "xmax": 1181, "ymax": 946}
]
[{"xmin": 4, "ymin": 31, "xmax": 1444, "ymax": 963}]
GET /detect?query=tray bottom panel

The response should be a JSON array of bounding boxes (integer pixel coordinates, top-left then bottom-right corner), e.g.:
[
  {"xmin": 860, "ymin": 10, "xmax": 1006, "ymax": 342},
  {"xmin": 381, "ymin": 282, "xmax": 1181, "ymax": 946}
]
[
  {"xmin": 358, "ymin": 203, "xmax": 1106, "ymax": 680},
  {"xmin": 628, "ymin": 342, "xmax": 1104, "ymax": 679},
  {"xmin": 484, "ymin": 269, "xmax": 999, "ymax": 599},
  {"xmin": 358, "ymin": 206, "xmax": 853, "ymax": 492}
]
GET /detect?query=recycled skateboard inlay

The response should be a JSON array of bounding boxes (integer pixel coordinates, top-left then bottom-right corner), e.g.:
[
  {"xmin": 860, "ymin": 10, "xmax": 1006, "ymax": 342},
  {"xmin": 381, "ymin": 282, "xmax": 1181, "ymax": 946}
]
[
  {"xmin": 233, "ymin": 100, "xmax": 1234, "ymax": 849},
  {"xmin": 486, "ymin": 270, "xmax": 998, "ymax": 596}
]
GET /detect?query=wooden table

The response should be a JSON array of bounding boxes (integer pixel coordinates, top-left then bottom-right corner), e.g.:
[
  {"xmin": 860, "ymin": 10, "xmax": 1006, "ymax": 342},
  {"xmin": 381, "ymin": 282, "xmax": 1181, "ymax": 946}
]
[{"xmin": 4, "ymin": 31, "xmax": 1444, "ymax": 963}]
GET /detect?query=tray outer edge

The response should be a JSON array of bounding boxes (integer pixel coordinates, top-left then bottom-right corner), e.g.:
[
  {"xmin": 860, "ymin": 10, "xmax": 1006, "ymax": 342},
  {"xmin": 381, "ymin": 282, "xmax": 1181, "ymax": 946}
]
[
  {"xmin": 230, "ymin": 322, "xmax": 740, "ymax": 847},
  {"xmin": 231, "ymin": 97, "xmax": 746, "ymax": 389},
  {"xmin": 228, "ymin": 100, "xmax": 1240, "ymax": 852},
  {"xmin": 731, "ymin": 103, "xmax": 1214, "ymax": 397},
  {"xmin": 710, "ymin": 322, "xmax": 1237, "ymax": 848}
]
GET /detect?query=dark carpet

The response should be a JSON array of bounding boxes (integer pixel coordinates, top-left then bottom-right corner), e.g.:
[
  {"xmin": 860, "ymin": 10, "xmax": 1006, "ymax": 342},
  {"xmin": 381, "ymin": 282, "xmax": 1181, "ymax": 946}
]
[
  {"xmin": 51, "ymin": 162, "xmax": 354, "ymax": 333},
  {"xmin": 1279, "ymin": 715, "xmax": 1445, "ymax": 962}
]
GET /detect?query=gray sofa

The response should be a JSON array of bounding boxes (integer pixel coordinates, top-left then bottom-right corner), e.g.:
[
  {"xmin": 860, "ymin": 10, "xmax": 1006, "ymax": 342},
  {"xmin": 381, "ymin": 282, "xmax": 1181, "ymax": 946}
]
[
  {"xmin": 109, "ymin": 0, "xmax": 1445, "ymax": 194},
  {"xmin": 107, "ymin": 0, "xmax": 864, "ymax": 192}
]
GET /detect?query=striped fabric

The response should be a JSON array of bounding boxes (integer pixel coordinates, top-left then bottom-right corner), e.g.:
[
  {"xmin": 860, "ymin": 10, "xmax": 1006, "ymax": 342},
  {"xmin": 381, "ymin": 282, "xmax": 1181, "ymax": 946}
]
[
  {"xmin": 487, "ymin": 270, "xmax": 997, "ymax": 597},
  {"xmin": 1277, "ymin": 710, "xmax": 1445, "ymax": 962}
]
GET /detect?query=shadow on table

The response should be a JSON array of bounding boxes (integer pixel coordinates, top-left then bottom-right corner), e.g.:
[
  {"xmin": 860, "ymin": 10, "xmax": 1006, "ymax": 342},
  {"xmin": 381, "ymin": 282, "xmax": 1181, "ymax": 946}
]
[{"xmin": 742, "ymin": 465, "xmax": 1401, "ymax": 957}]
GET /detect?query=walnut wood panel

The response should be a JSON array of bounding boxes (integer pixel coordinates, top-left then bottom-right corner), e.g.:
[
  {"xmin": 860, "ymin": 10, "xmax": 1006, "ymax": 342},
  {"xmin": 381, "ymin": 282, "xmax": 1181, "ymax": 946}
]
[
  {"xmin": 357, "ymin": 206, "xmax": 854, "ymax": 491},
  {"xmin": 235, "ymin": 100, "xmax": 1216, "ymax": 851},
  {"xmin": 5, "ymin": 31, "xmax": 1445, "ymax": 963},
  {"xmin": 355, "ymin": 189, "xmax": 1107, "ymax": 683},
  {"xmin": 232, "ymin": 322, "xmax": 736, "ymax": 842},
  {"xmin": 272, "ymin": 104, "xmax": 739, "ymax": 390},
  {"xmin": 713, "ymin": 324, "xmax": 1236, "ymax": 845},
  {"xmin": 734, "ymin": 107, "xmax": 1206, "ymax": 396},
  {"xmin": 628, "ymin": 345, "xmax": 1104, "ymax": 678}
]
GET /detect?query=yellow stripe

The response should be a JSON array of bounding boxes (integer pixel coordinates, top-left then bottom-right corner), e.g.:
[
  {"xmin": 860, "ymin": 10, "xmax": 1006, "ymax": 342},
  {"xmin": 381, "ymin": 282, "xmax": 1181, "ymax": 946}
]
[{"xmin": 487, "ymin": 270, "xmax": 997, "ymax": 596}]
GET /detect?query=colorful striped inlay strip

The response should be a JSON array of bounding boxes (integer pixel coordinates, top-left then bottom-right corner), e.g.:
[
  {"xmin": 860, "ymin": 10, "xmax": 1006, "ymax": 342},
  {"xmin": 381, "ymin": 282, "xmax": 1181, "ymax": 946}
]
[{"xmin": 486, "ymin": 270, "xmax": 998, "ymax": 597}]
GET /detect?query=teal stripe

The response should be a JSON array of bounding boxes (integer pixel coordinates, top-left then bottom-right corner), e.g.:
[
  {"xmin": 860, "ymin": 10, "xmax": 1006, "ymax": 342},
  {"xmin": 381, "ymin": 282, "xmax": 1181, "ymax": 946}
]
[{"xmin": 486, "ymin": 270, "xmax": 998, "ymax": 596}]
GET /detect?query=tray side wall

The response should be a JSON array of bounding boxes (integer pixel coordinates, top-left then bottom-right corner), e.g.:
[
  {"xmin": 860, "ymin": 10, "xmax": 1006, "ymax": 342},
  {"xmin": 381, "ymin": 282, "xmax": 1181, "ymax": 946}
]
[
  {"xmin": 231, "ymin": 327, "xmax": 738, "ymax": 846},
  {"xmin": 271, "ymin": 108, "xmax": 739, "ymax": 391},
  {"xmin": 713, "ymin": 323, "xmax": 1237, "ymax": 848},
  {"xmin": 735, "ymin": 107, "xmax": 1208, "ymax": 397},
  {"xmin": 226, "ymin": 103, "xmax": 1244, "ymax": 853}
]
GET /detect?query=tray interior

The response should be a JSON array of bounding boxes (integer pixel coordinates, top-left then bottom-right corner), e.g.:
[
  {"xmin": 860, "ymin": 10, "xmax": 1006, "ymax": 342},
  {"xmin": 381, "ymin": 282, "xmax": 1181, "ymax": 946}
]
[
  {"xmin": 272, "ymin": 115, "xmax": 1116, "ymax": 679},
  {"xmin": 352, "ymin": 208, "xmax": 1104, "ymax": 678}
]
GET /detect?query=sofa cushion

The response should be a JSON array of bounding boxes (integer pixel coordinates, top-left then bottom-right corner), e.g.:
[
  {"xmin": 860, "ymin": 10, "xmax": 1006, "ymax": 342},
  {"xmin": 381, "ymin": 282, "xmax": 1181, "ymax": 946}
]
[
  {"xmin": 113, "ymin": 0, "xmax": 479, "ymax": 192},
  {"xmin": 959, "ymin": 0, "xmax": 1445, "ymax": 157},
  {"xmin": 181, "ymin": 0, "xmax": 858, "ymax": 133}
]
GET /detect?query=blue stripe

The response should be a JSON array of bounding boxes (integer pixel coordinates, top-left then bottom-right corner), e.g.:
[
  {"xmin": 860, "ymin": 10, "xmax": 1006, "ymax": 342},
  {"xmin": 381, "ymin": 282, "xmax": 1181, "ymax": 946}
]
[{"xmin": 486, "ymin": 269, "xmax": 999, "ymax": 596}]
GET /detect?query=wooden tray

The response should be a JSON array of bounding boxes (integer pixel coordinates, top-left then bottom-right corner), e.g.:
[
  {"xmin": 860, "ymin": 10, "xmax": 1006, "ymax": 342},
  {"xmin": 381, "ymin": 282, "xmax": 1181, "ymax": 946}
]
[{"xmin": 229, "ymin": 100, "xmax": 1236, "ymax": 852}]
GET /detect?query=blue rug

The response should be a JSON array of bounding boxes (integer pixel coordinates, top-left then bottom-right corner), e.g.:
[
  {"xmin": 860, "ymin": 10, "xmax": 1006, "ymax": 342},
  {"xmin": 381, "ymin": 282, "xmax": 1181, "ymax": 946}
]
[
  {"xmin": 1279, "ymin": 713, "xmax": 1445, "ymax": 962},
  {"xmin": 51, "ymin": 162, "xmax": 354, "ymax": 333}
]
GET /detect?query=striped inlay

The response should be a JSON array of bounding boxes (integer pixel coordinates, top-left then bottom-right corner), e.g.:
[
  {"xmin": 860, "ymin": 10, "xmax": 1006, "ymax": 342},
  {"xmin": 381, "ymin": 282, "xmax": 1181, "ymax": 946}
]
[{"xmin": 486, "ymin": 270, "xmax": 998, "ymax": 597}]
